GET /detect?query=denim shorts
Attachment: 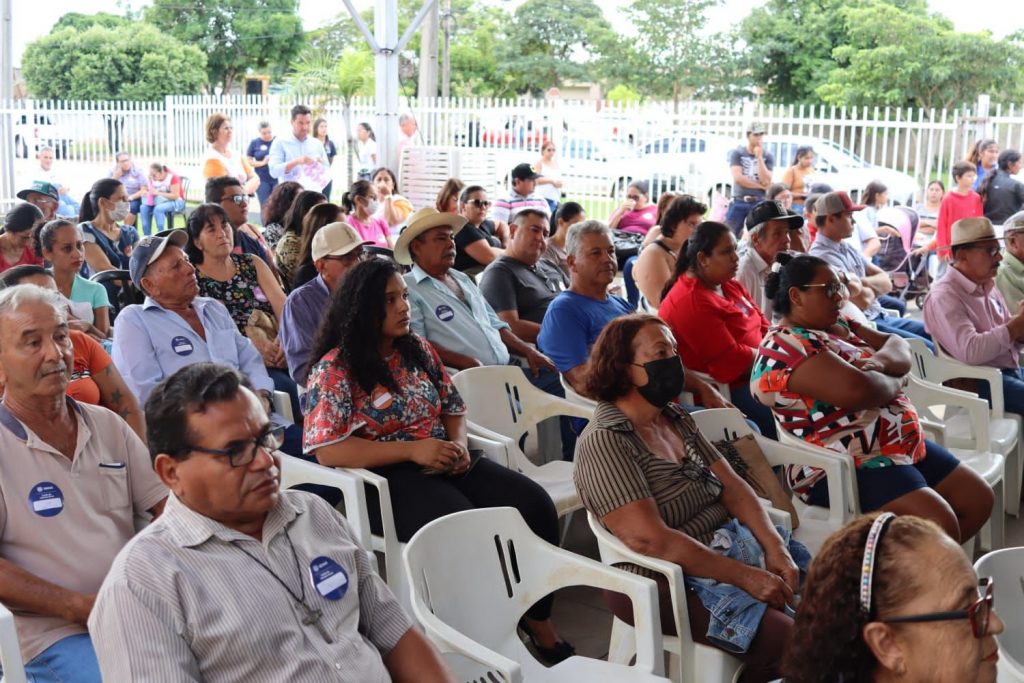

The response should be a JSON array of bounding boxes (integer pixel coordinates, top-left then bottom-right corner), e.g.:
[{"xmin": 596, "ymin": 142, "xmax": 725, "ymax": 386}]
[{"xmin": 807, "ymin": 439, "xmax": 960, "ymax": 511}]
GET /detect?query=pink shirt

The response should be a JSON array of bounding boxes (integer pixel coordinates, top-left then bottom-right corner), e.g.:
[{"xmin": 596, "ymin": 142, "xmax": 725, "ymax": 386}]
[
  {"xmin": 346, "ymin": 214, "xmax": 390, "ymax": 249},
  {"xmin": 616, "ymin": 206, "xmax": 658, "ymax": 235},
  {"xmin": 922, "ymin": 265, "xmax": 1023, "ymax": 368}
]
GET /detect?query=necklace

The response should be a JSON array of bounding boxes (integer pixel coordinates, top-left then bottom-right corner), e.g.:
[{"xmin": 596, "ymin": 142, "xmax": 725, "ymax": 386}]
[{"xmin": 231, "ymin": 528, "xmax": 333, "ymax": 643}]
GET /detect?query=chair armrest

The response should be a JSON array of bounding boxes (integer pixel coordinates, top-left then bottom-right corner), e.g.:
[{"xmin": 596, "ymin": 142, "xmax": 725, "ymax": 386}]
[
  {"xmin": 928, "ymin": 360, "xmax": 1005, "ymax": 418},
  {"xmin": 905, "ymin": 376, "xmax": 990, "ymax": 450},
  {"xmin": 530, "ymin": 393, "xmax": 595, "ymax": 422},
  {"xmin": 918, "ymin": 417, "xmax": 948, "ymax": 445},
  {"xmin": 467, "ymin": 431, "xmax": 511, "ymax": 468},
  {"xmin": 278, "ymin": 455, "xmax": 374, "ymax": 554},
  {"xmin": 534, "ymin": 546, "xmax": 664, "ymax": 675},
  {"xmin": 272, "ymin": 390, "xmax": 295, "ymax": 424},
  {"xmin": 345, "ymin": 467, "xmax": 402, "ymax": 564},
  {"xmin": 414, "ymin": 609, "xmax": 523, "ymax": 683},
  {"xmin": 757, "ymin": 435, "xmax": 858, "ymax": 523}
]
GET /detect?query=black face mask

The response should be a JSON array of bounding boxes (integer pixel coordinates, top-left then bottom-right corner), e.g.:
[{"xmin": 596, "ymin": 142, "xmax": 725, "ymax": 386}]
[{"xmin": 632, "ymin": 356, "xmax": 686, "ymax": 408}]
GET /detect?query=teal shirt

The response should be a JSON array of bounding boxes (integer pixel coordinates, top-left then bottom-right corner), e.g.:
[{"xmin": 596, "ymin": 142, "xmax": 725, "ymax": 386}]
[
  {"xmin": 68, "ymin": 274, "xmax": 111, "ymax": 324},
  {"xmin": 405, "ymin": 265, "xmax": 511, "ymax": 366}
]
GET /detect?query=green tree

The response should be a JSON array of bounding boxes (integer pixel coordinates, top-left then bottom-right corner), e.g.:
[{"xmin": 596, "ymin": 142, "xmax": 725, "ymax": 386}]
[
  {"xmin": 53, "ymin": 12, "xmax": 127, "ymax": 31},
  {"xmin": 816, "ymin": 3, "xmax": 1023, "ymax": 110},
  {"xmin": 738, "ymin": 0, "xmax": 927, "ymax": 103},
  {"xmin": 22, "ymin": 23, "xmax": 206, "ymax": 101},
  {"xmin": 497, "ymin": 0, "xmax": 613, "ymax": 94},
  {"xmin": 145, "ymin": 0, "xmax": 304, "ymax": 93}
]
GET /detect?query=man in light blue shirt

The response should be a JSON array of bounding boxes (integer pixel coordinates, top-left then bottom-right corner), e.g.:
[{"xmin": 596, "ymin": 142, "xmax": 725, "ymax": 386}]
[
  {"xmin": 267, "ymin": 104, "xmax": 329, "ymax": 189},
  {"xmin": 395, "ymin": 208, "xmax": 554, "ymax": 375},
  {"xmin": 111, "ymin": 232, "xmax": 304, "ymax": 456}
]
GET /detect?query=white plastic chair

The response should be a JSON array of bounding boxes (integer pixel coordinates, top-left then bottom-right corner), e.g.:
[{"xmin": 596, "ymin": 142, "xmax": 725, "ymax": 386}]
[
  {"xmin": 906, "ymin": 338, "xmax": 1022, "ymax": 516},
  {"xmin": 587, "ymin": 512, "xmax": 742, "ymax": 683},
  {"xmin": 902, "ymin": 376, "xmax": 1005, "ymax": 553},
  {"xmin": 305, "ymin": 433, "xmax": 507, "ymax": 612},
  {"xmin": 272, "ymin": 390, "xmax": 296, "ymax": 424},
  {"xmin": 0, "ymin": 602, "xmax": 26, "ymax": 683},
  {"xmin": 452, "ymin": 366, "xmax": 594, "ymax": 538},
  {"xmin": 691, "ymin": 408, "xmax": 857, "ymax": 554},
  {"xmin": 403, "ymin": 507, "xmax": 669, "ymax": 683},
  {"xmin": 974, "ymin": 548, "xmax": 1024, "ymax": 682},
  {"xmin": 681, "ymin": 370, "xmax": 732, "ymax": 404}
]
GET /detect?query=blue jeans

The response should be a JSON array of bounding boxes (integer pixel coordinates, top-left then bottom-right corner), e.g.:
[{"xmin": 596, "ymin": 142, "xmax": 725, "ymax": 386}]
[
  {"xmin": 877, "ymin": 294, "xmax": 907, "ymax": 317},
  {"xmin": 256, "ymin": 175, "xmax": 277, "ymax": 208},
  {"xmin": 139, "ymin": 199, "xmax": 185, "ymax": 236},
  {"xmin": 874, "ymin": 314, "xmax": 934, "ymax": 351},
  {"xmin": 977, "ymin": 367, "xmax": 1024, "ymax": 418},
  {"xmin": 725, "ymin": 200, "xmax": 757, "ymax": 237},
  {"xmin": 16, "ymin": 633, "xmax": 101, "ymax": 683},
  {"xmin": 623, "ymin": 255, "xmax": 640, "ymax": 310}
]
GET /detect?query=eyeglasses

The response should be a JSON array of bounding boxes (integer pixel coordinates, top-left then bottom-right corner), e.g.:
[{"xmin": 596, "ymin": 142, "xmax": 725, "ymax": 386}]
[
  {"xmin": 465, "ymin": 199, "xmax": 491, "ymax": 209},
  {"xmin": 801, "ymin": 282, "xmax": 847, "ymax": 298},
  {"xmin": 323, "ymin": 248, "xmax": 368, "ymax": 263},
  {"xmin": 965, "ymin": 244, "xmax": 1002, "ymax": 257},
  {"xmin": 183, "ymin": 426, "xmax": 286, "ymax": 468},
  {"xmin": 223, "ymin": 194, "xmax": 252, "ymax": 206},
  {"xmin": 880, "ymin": 578, "xmax": 995, "ymax": 638}
]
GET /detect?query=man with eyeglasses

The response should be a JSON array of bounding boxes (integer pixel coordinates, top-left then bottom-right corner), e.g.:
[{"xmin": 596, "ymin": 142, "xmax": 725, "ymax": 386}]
[
  {"xmin": 925, "ymin": 216, "xmax": 1024, "ymax": 417},
  {"xmin": 491, "ymin": 163, "xmax": 551, "ymax": 227},
  {"xmin": 809, "ymin": 191, "xmax": 932, "ymax": 346},
  {"xmin": 111, "ymin": 232, "xmax": 303, "ymax": 458},
  {"xmin": 280, "ymin": 223, "xmax": 372, "ymax": 387},
  {"xmin": 205, "ymin": 175, "xmax": 279, "ymax": 275},
  {"xmin": 0, "ymin": 284, "xmax": 166, "ymax": 683},
  {"xmin": 89, "ymin": 363, "xmax": 454, "ymax": 683},
  {"xmin": 16, "ymin": 180, "xmax": 60, "ymax": 221}
]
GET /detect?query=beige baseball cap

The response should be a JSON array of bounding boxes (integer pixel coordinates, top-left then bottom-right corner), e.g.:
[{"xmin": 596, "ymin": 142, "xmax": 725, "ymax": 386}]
[{"xmin": 312, "ymin": 222, "xmax": 374, "ymax": 261}]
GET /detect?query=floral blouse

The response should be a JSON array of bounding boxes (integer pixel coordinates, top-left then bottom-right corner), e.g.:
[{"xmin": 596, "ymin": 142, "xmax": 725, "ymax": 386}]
[
  {"xmin": 275, "ymin": 231, "xmax": 303, "ymax": 290},
  {"xmin": 196, "ymin": 253, "xmax": 274, "ymax": 333},
  {"xmin": 303, "ymin": 336, "xmax": 466, "ymax": 453},
  {"xmin": 751, "ymin": 318, "xmax": 926, "ymax": 494}
]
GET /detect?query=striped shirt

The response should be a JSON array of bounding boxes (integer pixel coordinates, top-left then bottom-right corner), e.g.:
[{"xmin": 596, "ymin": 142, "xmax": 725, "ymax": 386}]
[
  {"xmin": 574, "ymin": 401, "xmax": 730, "ymax": 575},
  {"xmin": 490, "ymin": 190, "xmax": 550, "ymax": 226},
  {"xmin": 89, "ymin": 491, "xmax": 412, "ymax": 682}
]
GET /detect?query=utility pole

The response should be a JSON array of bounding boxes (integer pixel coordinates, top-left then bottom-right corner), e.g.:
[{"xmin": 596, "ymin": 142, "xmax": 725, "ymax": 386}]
[
  {"xmin": 418, "ymin": 2, "xmax": 439, "ymax": 99},
  {"xmin": 441, "ymin": 0, "xmax": 453, "ymax": 98},
  {"xmin": 0, "ymin": 0, "xmax": 14, "ymax": 206}
]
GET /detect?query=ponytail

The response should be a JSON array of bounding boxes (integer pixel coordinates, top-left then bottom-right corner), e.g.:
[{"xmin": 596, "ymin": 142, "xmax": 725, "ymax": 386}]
[
  {"xmin": 766, "ymin": 252, "xmax": 829, "ymax": 317},
  {"xmin": 660, "ymin": 221, "xmax": 731, "ymax": 302},
  {"xmin": 78, "ymin": 178, "xmax": 122, "ymax": 224}
]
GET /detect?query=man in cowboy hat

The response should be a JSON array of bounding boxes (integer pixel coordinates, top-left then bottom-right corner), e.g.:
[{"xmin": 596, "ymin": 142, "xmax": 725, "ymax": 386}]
[
  {"xmin": 924, "ymin": 216, "xmax": 1024, "ymax": 415},
  {"xmin": 395, "ymin": 207, "xmax": 556, "ymax": 380}
]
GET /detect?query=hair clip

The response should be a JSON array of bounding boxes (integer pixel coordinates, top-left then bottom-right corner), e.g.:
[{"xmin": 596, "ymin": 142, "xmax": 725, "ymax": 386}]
[
  {"xmin": 770, "ymin": 261, "xmax": 783, "ymax": 274},
  {"xmin": 859, "ymin": 512, "xmax": 896, "ymax": 615}
]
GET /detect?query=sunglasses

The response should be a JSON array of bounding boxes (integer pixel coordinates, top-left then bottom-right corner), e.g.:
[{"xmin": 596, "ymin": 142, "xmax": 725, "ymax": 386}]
[
  {"xmin": 880, "ymin": 578, "xmax": 995, "ymax": 638},
  {"xmin": 224, "ymin": 194, "xmax": 252, "ymax": 206},
  {"xmin": 465, "ymin": 199, "xmax": 491, "ymax": 209},
  {"xmin": 801, "ymin": 282, "xmax": 847, "ymax": 298}
]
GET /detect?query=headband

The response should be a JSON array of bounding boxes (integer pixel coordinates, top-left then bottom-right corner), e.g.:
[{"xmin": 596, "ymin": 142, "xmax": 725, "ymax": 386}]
[{"xmin": 859, "ymin": 512, "xmax": 897, "ymax": 615}]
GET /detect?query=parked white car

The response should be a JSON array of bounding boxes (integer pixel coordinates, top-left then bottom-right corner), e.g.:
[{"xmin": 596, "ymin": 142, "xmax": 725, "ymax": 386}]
[{"xmin": 13, "ymin": 113, "xmax": 75, "ymax": 159}]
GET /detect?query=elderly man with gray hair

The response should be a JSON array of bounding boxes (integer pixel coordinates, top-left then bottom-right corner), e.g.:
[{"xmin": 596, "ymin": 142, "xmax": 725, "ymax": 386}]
[
  {"xmin": 537, "ymin": 220, "xmax": 730, "ymax": 408},
  {"xmin": 996, "ymin": 210, "xmax": 1024, "ymax": 310},
  {"xmin": 0, "ymin": 284, "xmax": 166, "ymax": 682}
]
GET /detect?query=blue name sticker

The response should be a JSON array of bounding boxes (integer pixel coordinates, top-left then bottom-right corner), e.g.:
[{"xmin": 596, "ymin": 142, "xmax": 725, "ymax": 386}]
[
  {"xmin": 435, "ymin": 304, "xmax": 455, "ymax": 322},
  {"xmin": 309, "ymin": 556, "xmax": 349, "ymax": 601},
  {"xmin": 171, "ymin": 336, "xmax": 194, "ymax": 356},
  {"xmin": 28, "ymin": 482, "xmax": 64, "ymax": 517}
]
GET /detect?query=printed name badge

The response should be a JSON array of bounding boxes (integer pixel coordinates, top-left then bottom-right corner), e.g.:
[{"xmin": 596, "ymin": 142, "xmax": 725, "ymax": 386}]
[
  {"xmin": 435, "ymin": 304, "xmax": 455, "ymax": 322},
  {"xmin": 171, "ymin": 336, "xmax": 194, "ymax": 356},
  {"xmin": 28, "ymin": 482, "xmax": 64, "ymax": 517},
  {"xmin": 309, "ymin": 556, "xmax": 349, "ymax": 601},
  {"xmin": 370, "ymin": 386, "xmax": 394, "ymax": 410}
]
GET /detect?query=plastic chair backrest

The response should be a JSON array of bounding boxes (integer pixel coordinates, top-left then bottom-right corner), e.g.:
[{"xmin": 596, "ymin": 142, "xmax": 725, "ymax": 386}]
[
  {"xmin": 451, "ymin": 365, "xmax": 592, "ymax": 446},
  {"xmin": 974, "ymin": 548, "xmax": 1024, "ymax": 672},
  {"xmin": 403, "ymin": 507, "xmax": 664, "ymax": 676},
  {"xmin": 0, "ymin": 602, "xmax": 26, "ymax": 683},
  {"xmin": 909, "ymin": 338, "xmax": 1006, "ymax": 418}
]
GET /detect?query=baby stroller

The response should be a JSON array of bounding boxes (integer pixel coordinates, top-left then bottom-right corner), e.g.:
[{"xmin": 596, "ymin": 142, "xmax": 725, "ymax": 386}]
[{"xmin": 876, "ymin": 206, "xmax": 930, "ymax": 308}]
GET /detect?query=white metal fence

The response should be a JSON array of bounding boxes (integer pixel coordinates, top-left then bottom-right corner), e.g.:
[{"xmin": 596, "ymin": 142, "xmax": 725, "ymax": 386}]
[{"xmin": 2, "ymin": 94, "xmax": 1023, "ymax": 214}]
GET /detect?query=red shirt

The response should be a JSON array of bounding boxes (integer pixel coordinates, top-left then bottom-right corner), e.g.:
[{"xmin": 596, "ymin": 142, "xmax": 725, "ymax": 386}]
[
  {"xmin": 0, "ymin": 245, "xmax": 43, "ymax": 273},
  {"xmin": 68, "ymin": 330, "xmax": 112, "ymax": 406},
  {"xmin": 659, "ymin": 275, "xmax": 769, "ymax": 385},
  {"xmin": 935, "ymin": 190, "xmax": 983, "ymax": 258}
]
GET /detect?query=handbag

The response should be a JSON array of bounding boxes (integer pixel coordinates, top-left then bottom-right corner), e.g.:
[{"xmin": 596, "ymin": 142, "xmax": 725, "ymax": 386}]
[{"xmin": 714, "ymin": 434, "xmax": 800, "ymax": 529}]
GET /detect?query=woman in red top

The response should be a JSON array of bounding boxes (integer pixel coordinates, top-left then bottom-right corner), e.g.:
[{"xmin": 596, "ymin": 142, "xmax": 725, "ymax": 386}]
[
  {"xmin": 658, "ymin": 221, "xmax": 775, "ymax": 437},
  {"xmin": 0, "ymin": 203, "xmax": 45, "ymax": 272}
]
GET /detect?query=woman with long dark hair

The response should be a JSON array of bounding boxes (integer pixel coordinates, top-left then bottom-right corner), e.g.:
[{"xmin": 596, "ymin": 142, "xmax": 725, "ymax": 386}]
[
  {"xmin": 979, "ymin": 149, "xmax": 1024, "ymax": 224},
  {"xmin": 371, "ymin": 167, "xmax": 413, "ymax": 234},
  {"xmin": 658, "ymin": 221, "xmax": 773, "ymax": 436},
  {"xmin": 259, "ymin": 180, "xmax": 303, "ymax": 249},
  {"xmin": 966, "ymin": 138, "xmax": 1000, "ymax": 191},
  {"xmin": 292, "ymin": 203, "xmax": 346, "ymax": 290},
  {"xmin": 782, "ymin": 145, "xmax": 816, "ymax": 213},
  {"xmin": 303, "ymin": 257, "xmax": 574, "ymax": 663},
  {"xmin": 342, "ymin": 179, "xmax": 392, "ymax": 249},
  {"xmin": 273, "ymin": 190, "xmax": 326, "ymax": 288},
  {"xmin": 78, "ymin": 178, "xmax": 139, "ymax": 273},
  {"xmin": 0, "ymin": 203, "xmax": 45, "ymax": 273},
  {"xmin": 633, "ymin": 194, "xmax": 706, "ymax": 307}
]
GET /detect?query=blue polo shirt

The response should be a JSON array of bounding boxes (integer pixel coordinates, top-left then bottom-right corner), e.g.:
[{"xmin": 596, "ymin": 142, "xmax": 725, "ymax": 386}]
[
  {"xmin": 808, "ymin": 233, "xmax": 883, "ymax": 320},
  {"xmin": 405, "ymin": 265, "xmax": 511, "ymax": 366},
  {"xmin": 279, "ymin": 275, "xmax": 330, "ymax": 386},
  {"xmin": 267, "ymin": 132, "xmax": 329, "ymax": 182},
  {"xmin": 111, "ymin": 296, "xmax": 274, "ymax": 404},
  {"xmin": 538, "ymin": 290, "xmax": 633, "ymax": 373}
]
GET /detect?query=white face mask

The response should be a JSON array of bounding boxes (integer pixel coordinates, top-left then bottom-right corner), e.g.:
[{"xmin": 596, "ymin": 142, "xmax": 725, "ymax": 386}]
[
  {"xmin": 108, "ymin": 200, "xmax": 131, "ymax": 223},
  {"xmin": 365, "ymin": 198, "xmax": 380, "ymax": 215}
]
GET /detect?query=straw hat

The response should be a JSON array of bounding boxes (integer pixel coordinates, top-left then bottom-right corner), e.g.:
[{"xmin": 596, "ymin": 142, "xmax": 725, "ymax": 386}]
[{"xmin": 393, "ymin": 208, "xmax": 467, "ymax": 265}]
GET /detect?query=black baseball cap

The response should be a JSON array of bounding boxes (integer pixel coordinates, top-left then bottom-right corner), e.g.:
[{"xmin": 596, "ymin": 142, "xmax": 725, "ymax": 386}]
[
  {"xmin": 511, "ymin": 163, "xmax": 540, "ymax": 181},
  {"xmin": 745, "ymin": 200, "xmax": 804, "ymax": 233}
]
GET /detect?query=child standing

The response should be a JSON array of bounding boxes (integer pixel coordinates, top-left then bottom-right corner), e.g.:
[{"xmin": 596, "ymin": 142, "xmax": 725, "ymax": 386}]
[{"xmin": 914, "ymin": 162, "xmax": 983, "ymax": 267}]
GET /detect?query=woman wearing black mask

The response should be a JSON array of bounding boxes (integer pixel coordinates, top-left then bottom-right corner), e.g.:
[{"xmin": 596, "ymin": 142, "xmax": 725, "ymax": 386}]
[{"xmin": 574, "ymin": 313, "xmax": 807, "ymax": 683}]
